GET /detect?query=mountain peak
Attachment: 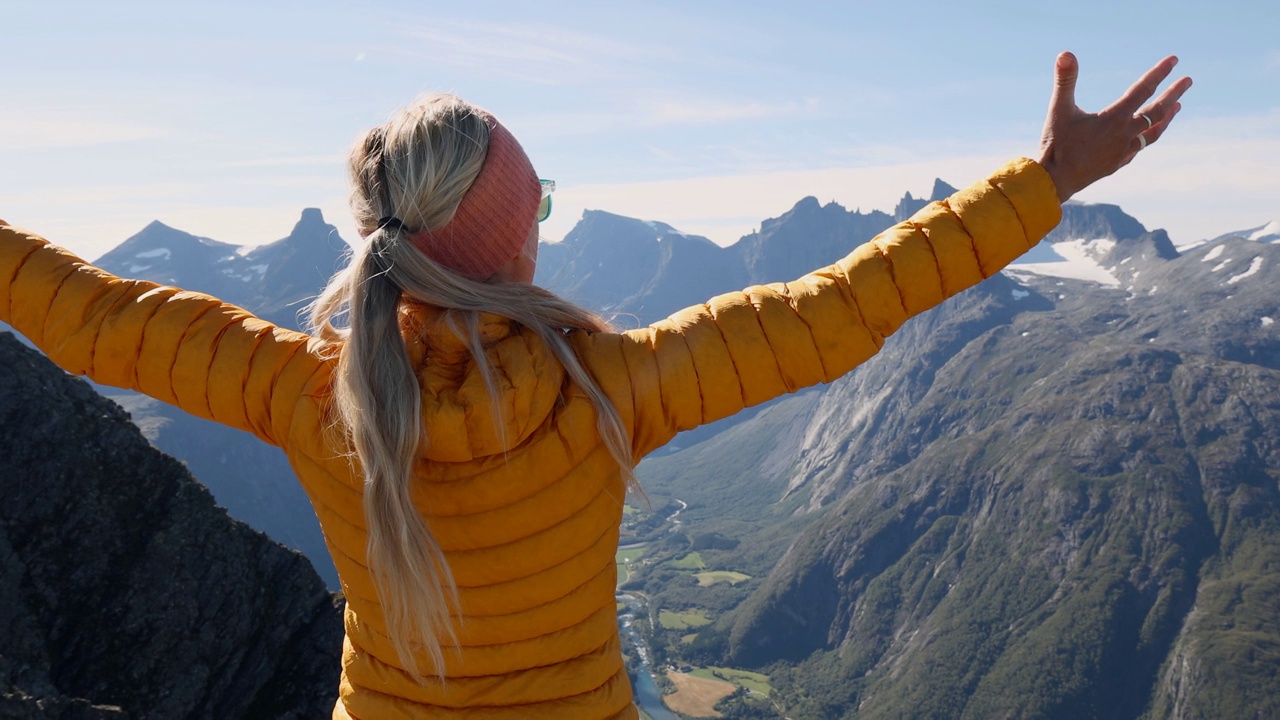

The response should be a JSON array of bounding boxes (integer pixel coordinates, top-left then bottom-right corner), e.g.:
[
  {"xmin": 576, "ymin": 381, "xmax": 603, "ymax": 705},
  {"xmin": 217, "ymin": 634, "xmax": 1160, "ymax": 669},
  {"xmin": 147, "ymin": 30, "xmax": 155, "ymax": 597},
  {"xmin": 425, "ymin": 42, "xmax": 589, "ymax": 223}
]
[
  {"xmin": 890, "ymin": 180, "xmax": 958, "ymax": 222},
  {"xmin": 1047, "ymin": 202, "xmax": 1148, "ymax": 245},
  {"xmin": 564, "ymin": 209, "xmax": 683, "ymax": 248},
  {"xmin": 292, "ymin": 208, "xmax": 328, "ymax": 234},
  {"xmin": 930, "ymin": 179, "xmax": 958, "ymax": 202},
  {"xmin": 96, "ymin": 219, "xmax": 233, "ymax": 265},
  {"xmin": 129, "ymin": 219, "xmax": 193, "ymax": 244},
  {"xmin": 1254, "ymin": 220, "xmax": 1280, "ymax": 241},
  {"xmin": 1210, "ymin": 220, "xmax": 1280, "ymax": 244}
]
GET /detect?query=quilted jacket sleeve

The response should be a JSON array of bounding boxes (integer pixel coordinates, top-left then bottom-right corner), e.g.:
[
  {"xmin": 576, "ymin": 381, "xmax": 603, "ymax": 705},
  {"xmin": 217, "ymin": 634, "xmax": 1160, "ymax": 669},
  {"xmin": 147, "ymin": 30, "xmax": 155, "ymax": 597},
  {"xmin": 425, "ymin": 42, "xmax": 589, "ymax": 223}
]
[
  {"xmin": 574, "ymin": 157, "xmax": 1062, "ymax": 461},
  {"xmin": 0, "ymin": 223, "xmax": 331, "ymax": 448}
]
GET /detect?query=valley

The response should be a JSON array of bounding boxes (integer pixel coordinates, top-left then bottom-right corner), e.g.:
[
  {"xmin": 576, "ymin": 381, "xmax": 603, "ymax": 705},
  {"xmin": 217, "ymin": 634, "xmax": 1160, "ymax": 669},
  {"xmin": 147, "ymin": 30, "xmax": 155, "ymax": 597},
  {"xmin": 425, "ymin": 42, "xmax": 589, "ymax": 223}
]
[{"xmin": 616, "ymin": 498, "xmax": 781, "ymax": 719}]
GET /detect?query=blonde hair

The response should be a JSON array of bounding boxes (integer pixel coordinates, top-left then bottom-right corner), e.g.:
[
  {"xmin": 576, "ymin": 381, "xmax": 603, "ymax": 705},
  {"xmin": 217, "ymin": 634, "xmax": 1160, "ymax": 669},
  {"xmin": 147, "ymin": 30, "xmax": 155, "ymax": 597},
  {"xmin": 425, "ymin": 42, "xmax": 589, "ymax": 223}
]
[{"xmin": 307, "ymin": 93, "xmax": 635, "ymax": 681}]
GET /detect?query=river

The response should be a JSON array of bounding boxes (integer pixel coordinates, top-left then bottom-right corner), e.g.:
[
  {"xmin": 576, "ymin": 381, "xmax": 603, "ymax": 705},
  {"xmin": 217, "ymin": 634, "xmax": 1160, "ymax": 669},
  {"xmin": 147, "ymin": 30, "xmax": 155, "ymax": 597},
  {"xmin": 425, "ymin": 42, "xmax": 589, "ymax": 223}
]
[
  {"xmin": 618, "ymin": 592, "xmax": 680, "ymax": 720},
  {"xmin": 617, "ymin": 498, "xmax": 688, "ymax": 720}
]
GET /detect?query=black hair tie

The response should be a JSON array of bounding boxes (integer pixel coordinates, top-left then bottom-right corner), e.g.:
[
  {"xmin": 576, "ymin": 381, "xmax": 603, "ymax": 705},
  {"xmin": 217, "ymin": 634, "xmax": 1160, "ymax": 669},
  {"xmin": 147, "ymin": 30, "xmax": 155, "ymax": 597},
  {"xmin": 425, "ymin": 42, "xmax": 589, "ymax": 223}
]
[{"xmin": 378, "ymin": 216, "xmax": 405, "ymax": 233}]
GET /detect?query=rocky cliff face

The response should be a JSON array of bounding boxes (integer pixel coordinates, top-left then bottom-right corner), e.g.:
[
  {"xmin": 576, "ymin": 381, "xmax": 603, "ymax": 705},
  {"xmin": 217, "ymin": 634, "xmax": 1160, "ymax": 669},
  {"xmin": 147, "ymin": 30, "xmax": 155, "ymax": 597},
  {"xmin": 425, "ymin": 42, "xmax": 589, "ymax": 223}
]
[
  {"xmin": 0, "ymin": 334, "xmax": 343, "ymax": 719},
  {"xmin": 636, "ymin": 219, "xmax": 1280, "ymax": 718}
]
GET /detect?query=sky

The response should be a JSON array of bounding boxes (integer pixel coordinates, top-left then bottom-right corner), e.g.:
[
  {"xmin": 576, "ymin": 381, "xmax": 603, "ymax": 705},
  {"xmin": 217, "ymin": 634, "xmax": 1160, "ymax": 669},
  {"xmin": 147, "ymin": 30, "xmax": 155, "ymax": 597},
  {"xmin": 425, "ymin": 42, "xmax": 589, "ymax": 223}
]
[{"xmin": 3, "ymin": 0, "xmax": 1278, "ymax": 261}]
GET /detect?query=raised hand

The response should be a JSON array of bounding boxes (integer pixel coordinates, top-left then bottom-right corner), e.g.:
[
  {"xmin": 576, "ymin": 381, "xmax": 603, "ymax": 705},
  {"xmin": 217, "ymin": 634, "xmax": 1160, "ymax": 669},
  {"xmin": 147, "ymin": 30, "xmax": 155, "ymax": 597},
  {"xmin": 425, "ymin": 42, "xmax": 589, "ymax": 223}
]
[{"xmin": 1038, "ymin": 52, "xmax": 1192, "ymax": 202}]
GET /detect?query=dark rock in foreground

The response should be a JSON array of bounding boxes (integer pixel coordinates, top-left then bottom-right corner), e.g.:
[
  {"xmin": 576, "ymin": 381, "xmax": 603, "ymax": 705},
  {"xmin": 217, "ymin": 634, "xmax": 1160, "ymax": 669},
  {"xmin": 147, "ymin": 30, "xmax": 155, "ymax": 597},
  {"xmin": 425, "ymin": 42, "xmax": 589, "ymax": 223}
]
[{"xmin": 0, "ymin": 333, "xmax": 344, "ymax": 719}]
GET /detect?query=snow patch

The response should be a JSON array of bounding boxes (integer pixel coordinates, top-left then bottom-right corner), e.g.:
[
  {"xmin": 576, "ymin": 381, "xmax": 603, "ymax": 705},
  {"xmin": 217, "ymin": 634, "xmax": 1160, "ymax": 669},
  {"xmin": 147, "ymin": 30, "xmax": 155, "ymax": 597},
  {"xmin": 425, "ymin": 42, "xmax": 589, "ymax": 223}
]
[
  {"xmin": 135, "ymin": 248, "xmax": 171, "ymax": 260},
  {"xmin": 1203, "ymin": 245, "xmax": 1225, "ymax": 262},
  {"xmin": 1226, "ymin": 257, "xmax": 1264, "ymax": 285},
  {"xmin": 1262, "ymin": 317, "xmax": 1275, "ymax": 328},
  {"xmin": 1089, "ymin": 239, "xmax": 1117, "ymax": 254},
  {"xmin": 644, "ymin": 219, "xmax": 691, "ymax": 239},
  {"xmin": 1211, "ymin": 259, "xmax": 1232, "ymax": 272},
  {"xmin": 1249, "ymin": 220, "xmax": 1280, "ymax": 241},
  {"xmin": 250, "ymin": 264, "xmax": 269, "ymax": 275},
  {"xmin": 1120, "ymin": 257, "xmax": 1132, "ymax": 265},
  {"xmin": 1011, "ymin": 289, "xmax": 1030, "ymax": 300},
  {"xmin": 1149, "ymin": 286, "xmax": 1159, "ymax": 295},
  {"xmin": 128, "ymin": 264, "xmax": 151, "ymax": 273},
  {"xmin": 1002, "ymin": 239, "xmax": 1120, "ymax": 287}
]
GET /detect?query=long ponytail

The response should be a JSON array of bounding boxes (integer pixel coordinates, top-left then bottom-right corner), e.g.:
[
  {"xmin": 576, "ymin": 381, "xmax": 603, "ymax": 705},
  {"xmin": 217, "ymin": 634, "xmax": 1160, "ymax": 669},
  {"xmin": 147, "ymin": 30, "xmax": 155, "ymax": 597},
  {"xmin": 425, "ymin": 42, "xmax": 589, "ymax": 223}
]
[{"xmin": 308, "ymin": 93, "xmax": 636, "ymax": 681}]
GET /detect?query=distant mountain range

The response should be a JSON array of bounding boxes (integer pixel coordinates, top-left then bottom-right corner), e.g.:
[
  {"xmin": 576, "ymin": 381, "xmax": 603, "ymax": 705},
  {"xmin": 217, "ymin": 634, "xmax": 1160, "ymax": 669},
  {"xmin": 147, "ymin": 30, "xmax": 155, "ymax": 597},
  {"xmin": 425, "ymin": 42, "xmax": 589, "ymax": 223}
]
[
  {"xmin": 87, "ymin": 209, "xmax": 349, "ymax": 587},
  {"xmin": 95, "ymin": 207, "xmax": 349, "ymax": 328},
  {"xmin": 3, "ymin": 175, "xmax": 1277, "ymax": 719}
]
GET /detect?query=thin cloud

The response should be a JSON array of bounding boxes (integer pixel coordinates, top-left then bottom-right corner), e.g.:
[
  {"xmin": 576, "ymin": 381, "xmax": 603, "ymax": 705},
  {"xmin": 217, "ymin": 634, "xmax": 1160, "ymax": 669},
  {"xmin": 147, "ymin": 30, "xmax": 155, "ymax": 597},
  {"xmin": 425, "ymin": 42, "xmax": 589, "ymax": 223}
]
[
  {"xmin": 0, "ymin": 110, "xmax": 172, "ymax": 151},
  {"xmin": 511, "ymin": 95, "xmax": 813, "ymax": 143},
  {"xmin": 647, "ymin": 98, "xmax": 802, "ymax": 125},
  {"xmin": 389, "ymin": 19, "xmax": 674, "ymax": 85},
  {"xmin": 221, "ymin": 154, "xmax": 346, "ymax": 169}
]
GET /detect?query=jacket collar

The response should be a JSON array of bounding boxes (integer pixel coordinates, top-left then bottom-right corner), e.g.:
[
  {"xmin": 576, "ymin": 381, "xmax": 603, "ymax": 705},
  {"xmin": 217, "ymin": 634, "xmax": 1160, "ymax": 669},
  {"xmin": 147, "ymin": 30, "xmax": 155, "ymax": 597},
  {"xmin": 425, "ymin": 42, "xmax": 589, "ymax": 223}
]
[{"xmin": 400, "ymin": 303, "xmax": 564, "ymax": 463}]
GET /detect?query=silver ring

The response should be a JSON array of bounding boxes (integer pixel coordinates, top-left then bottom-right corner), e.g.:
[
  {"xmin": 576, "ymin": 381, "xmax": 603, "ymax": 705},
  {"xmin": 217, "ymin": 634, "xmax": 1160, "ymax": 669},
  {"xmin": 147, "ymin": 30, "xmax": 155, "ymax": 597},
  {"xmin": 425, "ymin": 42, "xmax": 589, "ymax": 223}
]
[
  {"xmin": 1137, "ymin": 134, "xmax": 1148, "ymax": 151},
  {"xmin": 1139, "ymin": 113, "xmax": 1153, "ymax": 129}
]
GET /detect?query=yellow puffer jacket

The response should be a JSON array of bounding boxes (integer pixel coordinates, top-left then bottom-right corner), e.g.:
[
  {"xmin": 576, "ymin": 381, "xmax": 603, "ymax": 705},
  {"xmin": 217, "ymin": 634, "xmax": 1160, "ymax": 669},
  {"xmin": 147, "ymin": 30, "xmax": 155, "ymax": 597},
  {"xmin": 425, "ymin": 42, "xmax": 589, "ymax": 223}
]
[{"xmin": 0, "ymin": 158, "xmax": 1059, "ymax": 719}]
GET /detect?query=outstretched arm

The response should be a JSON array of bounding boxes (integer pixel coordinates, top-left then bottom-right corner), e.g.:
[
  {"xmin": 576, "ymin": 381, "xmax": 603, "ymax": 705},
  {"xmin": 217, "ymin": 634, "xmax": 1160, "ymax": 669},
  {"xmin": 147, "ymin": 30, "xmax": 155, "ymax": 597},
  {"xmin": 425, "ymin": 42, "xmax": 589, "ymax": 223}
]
[
  {"xmin": 583, "ymin": 159, "xmax": 1058, "ymax": 459},
  {"xmin": 578, "ymin": 53, "xmax": 1191, "ymax": 461},
  {"xmin": 0, "ymin": 224, "xmax": 332, "ymax": 448}
]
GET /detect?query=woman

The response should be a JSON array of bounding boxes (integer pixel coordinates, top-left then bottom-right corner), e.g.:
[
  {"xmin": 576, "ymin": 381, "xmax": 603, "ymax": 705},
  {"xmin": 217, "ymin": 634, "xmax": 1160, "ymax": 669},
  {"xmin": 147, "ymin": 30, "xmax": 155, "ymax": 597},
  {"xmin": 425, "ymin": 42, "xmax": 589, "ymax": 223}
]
[{"xmin": 0, "ymin": 52, "xmax": 1189, "ymax": 718}]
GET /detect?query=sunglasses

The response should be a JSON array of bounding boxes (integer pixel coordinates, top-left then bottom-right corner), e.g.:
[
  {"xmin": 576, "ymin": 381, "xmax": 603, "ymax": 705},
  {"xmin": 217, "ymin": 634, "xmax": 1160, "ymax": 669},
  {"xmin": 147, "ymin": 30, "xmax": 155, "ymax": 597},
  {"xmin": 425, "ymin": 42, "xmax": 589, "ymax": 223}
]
[{"xmin": 538, "ymin": 179, "xmax": 555, "ymax": 222}]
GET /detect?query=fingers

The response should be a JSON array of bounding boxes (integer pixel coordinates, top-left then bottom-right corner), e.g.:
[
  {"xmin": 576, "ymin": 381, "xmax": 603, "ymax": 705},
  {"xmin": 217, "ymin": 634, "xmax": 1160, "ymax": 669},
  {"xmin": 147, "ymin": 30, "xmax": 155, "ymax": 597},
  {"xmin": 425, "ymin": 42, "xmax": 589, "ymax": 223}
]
[
  {"xmin": 1131, "ymin": 74, "xmax": 1190, "ymax": 154},
  {"xmin": 1049, "ymin": 51, "xmax": 1079, "ymax": 120},
  {"xmin": 1135, "ymin": 75, "xmax": 1193, "ymax": 126},
  {"xmin": 1141, "ymin": 101, "xmax": 1184, "ymax": 147},
  {"xmin": 1129, "ymin": 101, "xmax": 1184, "ymax": 157},
  {"xmin": 1106, "ymin": 55, "xmax": 1179, "ymax": 117}
]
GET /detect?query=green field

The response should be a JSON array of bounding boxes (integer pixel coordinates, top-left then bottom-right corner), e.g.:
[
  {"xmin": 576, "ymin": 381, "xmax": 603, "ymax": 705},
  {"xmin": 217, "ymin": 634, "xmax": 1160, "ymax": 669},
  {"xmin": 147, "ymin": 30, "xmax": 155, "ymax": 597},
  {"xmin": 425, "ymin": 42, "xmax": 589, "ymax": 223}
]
[
  {"xmin": 694, "ymin": 570, "xmax": 751, "ymax": 586},
  {"xmin": 668, "ymin": 551, "xmax": 706, "ymax": 570},
  {"xmin": 617, "ymin": 547, "xmax": 646, "ymax": 563},
  {"xmin": 622, "ymin": 504, "xmax": 642, "ymax": 516},
  {"xmin": 691, "ymin": 666, "xmax": 773, "ymax": 696},
  {"xmin": 658, "ymin": 608, "xmax": 712, "ymax": 630},
  {"xmin": 681, "ymin": 632, "xmax": 699, "ymax": 644},
  {"xmin": 616, "ymin": 547, "xmax": 647, "ymax": 586}
]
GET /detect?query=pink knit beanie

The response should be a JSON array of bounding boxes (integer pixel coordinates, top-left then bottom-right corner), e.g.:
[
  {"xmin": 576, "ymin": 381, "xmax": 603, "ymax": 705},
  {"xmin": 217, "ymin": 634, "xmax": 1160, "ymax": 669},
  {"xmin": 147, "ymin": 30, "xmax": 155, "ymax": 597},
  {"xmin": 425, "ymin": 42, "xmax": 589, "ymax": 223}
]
[{"xmin": 406, "ymin": 110, "xmax": 541, "ymax": 281}]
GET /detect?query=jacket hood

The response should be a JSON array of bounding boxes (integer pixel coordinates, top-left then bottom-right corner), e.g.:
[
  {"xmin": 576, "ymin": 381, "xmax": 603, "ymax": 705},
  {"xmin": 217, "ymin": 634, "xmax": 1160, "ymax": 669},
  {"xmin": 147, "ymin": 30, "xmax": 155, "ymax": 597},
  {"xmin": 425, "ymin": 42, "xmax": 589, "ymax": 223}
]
[{"xmin": 401, "ymin": 304, "xmax": 566, "ymax": 463}]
